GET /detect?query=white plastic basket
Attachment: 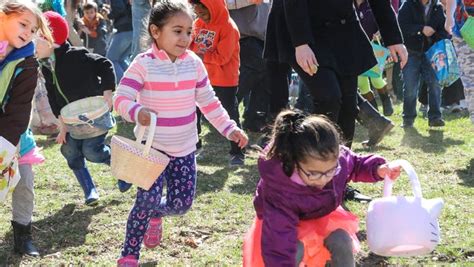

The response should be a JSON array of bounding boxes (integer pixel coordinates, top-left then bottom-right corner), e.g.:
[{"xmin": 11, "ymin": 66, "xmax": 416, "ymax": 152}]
[
  {"xmin": 366, "ymin": 160, "xmax": 444, "ymax": 257},
  {"xmin": 60, "ymin": 96, "xmax": 112, "ymax": 139},
  {"xmin": 111, "ymin": 113, "xmax": 170, "ymax": 190}
]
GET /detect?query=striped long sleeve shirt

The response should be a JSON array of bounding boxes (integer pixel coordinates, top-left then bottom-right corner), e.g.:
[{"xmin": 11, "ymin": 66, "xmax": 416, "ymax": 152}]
[{"xmin": 113, "ymin": 44, "xmax": 238, "ymax": 157}]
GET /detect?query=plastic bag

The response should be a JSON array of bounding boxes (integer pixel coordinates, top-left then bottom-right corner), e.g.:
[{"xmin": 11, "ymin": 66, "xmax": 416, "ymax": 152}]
[
  {"xmin": 460, "ymin": 16, "xmax": 474, "ymax": 49},
  {"xmin": 425, "ymin": 39, "xmax": 461, "ymax": 88},
  {"xmin": 361, "ymin": 40, "xmax": 390, "ymax": 78}
]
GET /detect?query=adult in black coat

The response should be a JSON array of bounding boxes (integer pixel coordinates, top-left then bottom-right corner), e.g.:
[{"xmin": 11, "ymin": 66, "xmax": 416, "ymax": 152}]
[{"xmin": 264, "ymin": 0, "xmax": 408, "ymax": 146}]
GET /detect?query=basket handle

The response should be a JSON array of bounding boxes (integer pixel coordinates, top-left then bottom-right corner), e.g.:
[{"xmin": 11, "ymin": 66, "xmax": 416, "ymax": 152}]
[
  {"xmin": 382, "ymin": 159, "xmax": 423, "ymax": 198},
  {"xmin": 135, "ymin": 112, "xmax": 157, "ymax": 157}
]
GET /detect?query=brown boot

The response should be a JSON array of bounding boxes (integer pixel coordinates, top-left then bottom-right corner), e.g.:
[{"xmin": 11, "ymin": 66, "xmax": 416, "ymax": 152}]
[
  {"xmin": 376, "ymin": 86, "xmax": 394, "ymax": 116},
  {"xmin": 361, "ymin": 91, "xmax": 378, "ymax": 111}
]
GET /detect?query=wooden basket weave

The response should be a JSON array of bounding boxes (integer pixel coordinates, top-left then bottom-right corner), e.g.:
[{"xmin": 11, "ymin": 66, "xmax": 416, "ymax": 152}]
[{"xmin": 111, "ymin": 113, "xmax": 169, "ymax": 190}]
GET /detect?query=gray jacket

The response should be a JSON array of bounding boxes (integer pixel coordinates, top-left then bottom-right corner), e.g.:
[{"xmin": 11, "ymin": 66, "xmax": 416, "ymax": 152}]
[{"xmin": 229, "ymin": 3, "xmax": 270, "ymax": 41}]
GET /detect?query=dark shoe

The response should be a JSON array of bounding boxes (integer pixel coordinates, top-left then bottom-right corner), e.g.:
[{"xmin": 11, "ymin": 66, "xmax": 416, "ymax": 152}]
[
  {"xmin": 357, "ymin": 96, "xmax": 394, "ymax": 147},
  {"xmin": 72, "ymin": 168, "xmax": 99, "ymax": 206},
  {"xmin": 401, "ymin": 121, "xmax": 414, "ymax": 128},
  {"xmin": 117, "ymin": 180, "xmax": 132, "ymax": 193},
  {"xmin": 344, "ymin": 186, "xmax": 372, "ymax": 202},
  {"xmin": 428, "ymin": 118, "xmax": 445, "ymax": 127},
  {"xmin": 229, "ymin": 154, "xmax": 245, "ymax": 166},
  {"xmin": 379, "ymin": 91, "xmax": 394, "ymax": 116},
  {"xmin": 12, "ymin": 221, "xmax": 40, "ymax": 257}
]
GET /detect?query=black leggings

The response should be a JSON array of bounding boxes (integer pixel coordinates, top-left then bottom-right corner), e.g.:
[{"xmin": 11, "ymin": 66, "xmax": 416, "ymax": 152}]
[{"xmin": 291, "ymin": 64, "xmax": 358, "ymax": 147}]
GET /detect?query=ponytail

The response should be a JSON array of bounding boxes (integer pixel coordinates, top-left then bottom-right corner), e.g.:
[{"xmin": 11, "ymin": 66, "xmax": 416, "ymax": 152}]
[{"xmin": 267, "ymin": 110, "xmax": 341, "ymax": 176}]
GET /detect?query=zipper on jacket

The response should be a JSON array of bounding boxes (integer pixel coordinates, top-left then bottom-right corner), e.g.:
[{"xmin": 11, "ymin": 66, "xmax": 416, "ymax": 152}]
[{"xmin": 173, "ymin": 63, "xmax": 178, "ymax": 88}]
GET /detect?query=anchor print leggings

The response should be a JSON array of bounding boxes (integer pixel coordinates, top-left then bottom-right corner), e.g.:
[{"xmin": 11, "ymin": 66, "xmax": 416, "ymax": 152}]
[{"xmin": 121, "ymin": 152, "xmax": 196, "ymax": 258}]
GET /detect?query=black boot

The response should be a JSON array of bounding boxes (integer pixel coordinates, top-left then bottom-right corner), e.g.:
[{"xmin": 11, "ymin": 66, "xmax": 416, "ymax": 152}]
[
  {"xmin": 357, "ymin": 96, "xmax": 394, "ymax": 147},
  {"xmin": 344, "ymin": 186, "xmax": 372, "ymax": 202},
  {"xmin": 12, "ymin": 221, "xmax": 40, "ymax": 257},
  {"xmin": 377, "ymin": 86, "xmax": 394, "ymax": 116}
]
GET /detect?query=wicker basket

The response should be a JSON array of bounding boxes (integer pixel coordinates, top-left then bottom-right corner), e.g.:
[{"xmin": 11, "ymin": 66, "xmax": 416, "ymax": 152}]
[
  {"xmin": 60, "ymin": 96, "xmax": 114, "ymax": 139},
  {"xmin": 111, "ymin": 113, "xmax": 169, "ymax": 190}
]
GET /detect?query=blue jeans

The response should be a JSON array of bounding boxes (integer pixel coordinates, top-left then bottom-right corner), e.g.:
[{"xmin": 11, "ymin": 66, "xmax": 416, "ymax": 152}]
[
  {"xmin": 60, "ymin": 133, "xmax": 111, "ymax": 170},
  {"xmin": 131, "ymin": 0, "xmax": 151, "ymax": 58},
  {"xmin": 107, "ymin": 31, "xmax": 132, "ymax": 83},
  {"xmin": 402, "ymin": 51, "xmax": 442, "ymax": 123}
]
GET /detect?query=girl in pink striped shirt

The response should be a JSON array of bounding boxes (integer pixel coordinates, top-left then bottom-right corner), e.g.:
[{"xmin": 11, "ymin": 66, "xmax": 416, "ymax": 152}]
[{"xmin": 113, "ymin": 1, "xmax": 248, "ymax": 265}]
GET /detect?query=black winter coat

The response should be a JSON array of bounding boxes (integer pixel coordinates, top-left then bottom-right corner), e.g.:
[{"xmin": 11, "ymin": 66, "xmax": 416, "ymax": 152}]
[
  {"xmin": 42, "ymin": 42, "xmax": 115, "ymax": 117},
  {"xmin": 398, "ymin": 0, "xmax": 450, "ymax": 53},
  {"xmin": 263, "ymin": 0, "xmax": 403, "ymax": 76}
]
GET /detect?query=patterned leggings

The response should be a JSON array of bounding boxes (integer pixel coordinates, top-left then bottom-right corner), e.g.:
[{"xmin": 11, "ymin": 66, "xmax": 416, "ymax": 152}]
[{"xmin": 121, "ymin": 152, "xmax": 196, "ymax": 258}]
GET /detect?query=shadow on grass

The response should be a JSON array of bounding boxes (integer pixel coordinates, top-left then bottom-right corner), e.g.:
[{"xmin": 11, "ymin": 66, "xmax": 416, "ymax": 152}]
[
  {"xmin": 195, "ymin": 122, "xmax": 260, "ymax": 196},
  {"xmin": 457, "ymin": 158, "xmax": 474, "ymax": 187},
  {"xmin": 35, "ymin": 136, "xmax": 57, "ymax": 149},
  {"xmin": 196, "ymin": 164, "xmax": 259, "ymax": 196},
  {"xmin": 0, "ymin": 199, "xmax": 122, "ymax": 265},
  {"xmin": 358, "ymin": 252, "xmax": 389, "ymax": 266},
  {"xmin": 400, "ymin": 128, "xmax": 464, "ymax": 153}
]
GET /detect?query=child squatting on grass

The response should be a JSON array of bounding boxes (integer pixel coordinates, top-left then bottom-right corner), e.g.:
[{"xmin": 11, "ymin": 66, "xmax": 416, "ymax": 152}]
[
  {"xmin": 113, "ymin": 1, "xmax": 248, "ymax": 265},
  {"xmin": 243, "ymin": 110, "xmax": 402, "ymax": 267}
]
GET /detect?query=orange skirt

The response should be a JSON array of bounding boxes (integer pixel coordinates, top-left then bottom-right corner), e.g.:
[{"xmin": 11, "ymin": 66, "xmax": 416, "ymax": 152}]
[{"xmin": 243, "ymin": 206, "xmax": 360, "ymax": 267}]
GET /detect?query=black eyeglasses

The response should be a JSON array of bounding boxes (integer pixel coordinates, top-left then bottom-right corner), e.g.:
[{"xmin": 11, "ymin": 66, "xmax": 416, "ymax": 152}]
[{"xmin": 297, "ymin": 162, "xmax": 341, "ymax": 181}]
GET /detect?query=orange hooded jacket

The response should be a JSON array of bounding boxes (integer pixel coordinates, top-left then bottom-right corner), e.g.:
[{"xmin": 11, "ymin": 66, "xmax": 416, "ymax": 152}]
[{"xmin": 189, "ymin": 0, "xmax": 240, "ymax": 87}]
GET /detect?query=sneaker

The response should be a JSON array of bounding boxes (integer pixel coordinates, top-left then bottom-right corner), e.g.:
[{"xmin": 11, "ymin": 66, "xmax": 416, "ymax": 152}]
[
  {"xmin": 144, "ymin": 217, "xmax": 162, "ymax": 249},
  {"xmin": 117, "ymin": 255, "xmax": 138, "ymax": 267},
  {"xmin": 344, "ymin": 186, "xmax": 372, "ymax": 202},
  {"xmin": 117, "ymin": 180, "xmax": 132, "ymax": 193},
  {"xmin": 428, "ymin": 118, "xmax": 445, "ymax": 127},
  {"xmin": 229, "ymin": 154, "xmax": 245, "ymax": 166}
]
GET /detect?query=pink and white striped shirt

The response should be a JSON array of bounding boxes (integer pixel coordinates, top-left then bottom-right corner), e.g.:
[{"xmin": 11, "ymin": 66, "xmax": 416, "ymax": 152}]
[{"xmin": 113, "ymin": 44, "xmax": 238, "ymax": 157}]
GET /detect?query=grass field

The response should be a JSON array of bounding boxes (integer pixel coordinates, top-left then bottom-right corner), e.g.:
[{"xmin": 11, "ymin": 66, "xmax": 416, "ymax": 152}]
[{"xmin": 0, "ymin": 104, "xmax": 473, "ymax": 266}]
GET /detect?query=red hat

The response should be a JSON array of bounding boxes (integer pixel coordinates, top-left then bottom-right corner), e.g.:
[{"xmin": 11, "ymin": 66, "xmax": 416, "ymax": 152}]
[{"xmin": 43, "ymin": 11, "xmax": 69, "ymax": 46}]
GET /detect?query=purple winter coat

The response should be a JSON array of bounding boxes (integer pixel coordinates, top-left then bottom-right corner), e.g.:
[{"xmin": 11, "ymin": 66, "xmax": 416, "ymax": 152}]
[{"xmin": 253, "ymin": 146, "xmax": 386, "ymax": 266}]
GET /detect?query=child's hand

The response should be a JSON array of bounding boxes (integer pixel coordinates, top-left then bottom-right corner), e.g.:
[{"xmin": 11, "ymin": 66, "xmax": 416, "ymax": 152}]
[
  {"xmin": 56, "ymin": 117, "xmax": 67, "ymax": 144},
  {"xmin": 377, "ymin": 162, "xmax": 402, "ymax": 180},
  {"xmin": 137, "ymin": 108, "xmax": 157, "ymax": 126},
  {"xmin": 229, "ymin": 129, "xmax": 248, "ymax": 149}
]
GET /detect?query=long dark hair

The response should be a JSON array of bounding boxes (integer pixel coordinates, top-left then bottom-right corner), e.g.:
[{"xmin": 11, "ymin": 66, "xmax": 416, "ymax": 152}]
[{"xmin": 267, "ymin": 110, "xmax": 341, "ymax": 176}]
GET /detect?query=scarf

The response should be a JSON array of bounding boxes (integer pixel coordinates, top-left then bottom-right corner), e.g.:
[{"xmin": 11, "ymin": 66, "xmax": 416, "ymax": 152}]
[
  {"xmin": 0, "ymin": 41, "xmax": 35, "ymax": 72},
  {"xmin": 82, "ymin": 14, "xmax": 104, "ymax": 38},
  {"xmin": 0, "ymin": 42, "xmax": 35, "ymax": 104}
]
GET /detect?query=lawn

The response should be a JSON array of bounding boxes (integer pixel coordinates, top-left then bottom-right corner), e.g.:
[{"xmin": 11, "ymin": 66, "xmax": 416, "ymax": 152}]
[{"xmin": 0, "ymin": 104, "xmax": 473, "ymax": 266}]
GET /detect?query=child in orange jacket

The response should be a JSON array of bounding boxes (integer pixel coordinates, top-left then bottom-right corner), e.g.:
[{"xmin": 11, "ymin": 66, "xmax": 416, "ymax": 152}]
[{"xmin": 189, "ymin": 0, "xmax": 244, "ymax": 166}]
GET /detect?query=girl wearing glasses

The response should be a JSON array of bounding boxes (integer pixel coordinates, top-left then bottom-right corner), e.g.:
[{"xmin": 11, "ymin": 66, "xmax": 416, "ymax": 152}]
[{"xmin": 243, "ymin": 109, "xmax": 401, "ymax": 267}]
